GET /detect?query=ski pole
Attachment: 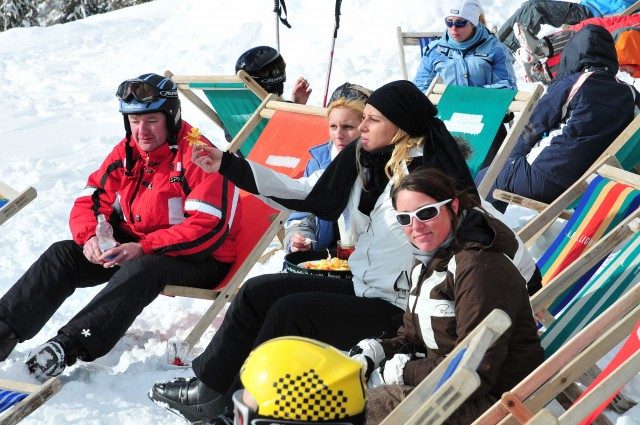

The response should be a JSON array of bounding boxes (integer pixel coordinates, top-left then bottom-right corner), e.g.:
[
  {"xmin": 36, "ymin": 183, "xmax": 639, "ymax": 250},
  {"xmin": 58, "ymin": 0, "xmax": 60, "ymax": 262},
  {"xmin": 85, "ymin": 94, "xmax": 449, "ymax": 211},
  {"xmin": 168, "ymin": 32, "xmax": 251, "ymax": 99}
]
[
  {"xmin": 273, "ymin": 0, "xmax": 291, "ymax": 52},
  {"xmin": 322, "ymin": 0, "xmax": 343, "ymax": 107}
]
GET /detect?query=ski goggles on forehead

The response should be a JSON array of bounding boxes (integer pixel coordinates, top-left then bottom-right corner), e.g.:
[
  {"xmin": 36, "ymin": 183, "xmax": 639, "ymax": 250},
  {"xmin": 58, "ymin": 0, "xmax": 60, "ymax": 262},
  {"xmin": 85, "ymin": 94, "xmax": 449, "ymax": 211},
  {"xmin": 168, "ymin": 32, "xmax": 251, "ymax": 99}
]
[
  {"xmin": 445, "ymin": 18, "xmax": 469, "ymax": 28},
  {"xmin": 115, "ymin": 79, "xmax": 177, "ymax": 103},
  {"xmin": 232, "ymin": 390, "xmax": 357, "ymax": 425},
  {"xmin": 328, "ymin": 85, "xmax": 370, "ymax": 104},
  {"xmin": 395, "ymin": 199, "xmax": 452, "ymax": 226}
]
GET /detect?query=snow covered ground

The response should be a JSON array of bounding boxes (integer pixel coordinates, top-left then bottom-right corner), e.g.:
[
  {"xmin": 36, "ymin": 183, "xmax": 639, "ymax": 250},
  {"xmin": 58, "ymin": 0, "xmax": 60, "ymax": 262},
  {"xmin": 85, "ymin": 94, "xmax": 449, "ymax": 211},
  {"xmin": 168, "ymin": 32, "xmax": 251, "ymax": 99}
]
[{"xmin": 1, "ymin": 0, "xmax": 639, "ymax": 423}]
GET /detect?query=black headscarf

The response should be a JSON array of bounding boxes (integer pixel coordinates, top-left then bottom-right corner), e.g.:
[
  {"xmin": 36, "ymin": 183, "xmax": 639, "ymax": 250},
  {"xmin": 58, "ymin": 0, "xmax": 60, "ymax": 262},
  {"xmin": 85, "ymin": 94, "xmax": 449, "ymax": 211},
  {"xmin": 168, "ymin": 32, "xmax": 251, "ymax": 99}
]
[
  {"xmin": 243, "ymin": 81, "xmax": 478, "ymax": 221},
  {"xmin": 367, "ymin": 80, "xmax": 477, "ymax": 195}
]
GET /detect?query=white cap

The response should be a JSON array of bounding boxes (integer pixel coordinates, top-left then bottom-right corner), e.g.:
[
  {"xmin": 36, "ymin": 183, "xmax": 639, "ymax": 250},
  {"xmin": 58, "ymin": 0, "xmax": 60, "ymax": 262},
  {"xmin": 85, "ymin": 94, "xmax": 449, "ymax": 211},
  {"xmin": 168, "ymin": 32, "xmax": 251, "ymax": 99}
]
[{"xmin": 446, "ymin": 0, "xmax": 482, "ymax": 27}]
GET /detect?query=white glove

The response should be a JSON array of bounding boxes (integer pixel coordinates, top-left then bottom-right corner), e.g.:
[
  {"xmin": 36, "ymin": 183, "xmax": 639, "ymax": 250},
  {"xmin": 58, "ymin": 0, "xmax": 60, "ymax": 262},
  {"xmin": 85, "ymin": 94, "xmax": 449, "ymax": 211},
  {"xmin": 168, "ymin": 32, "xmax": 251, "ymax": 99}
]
[
  {"xmin": 348, "ymin": 339, "xmax": 385, "ymax": 379},
  {"xmin": 367, "ymin": 353, "xmax": 412, "ymax": 388}
]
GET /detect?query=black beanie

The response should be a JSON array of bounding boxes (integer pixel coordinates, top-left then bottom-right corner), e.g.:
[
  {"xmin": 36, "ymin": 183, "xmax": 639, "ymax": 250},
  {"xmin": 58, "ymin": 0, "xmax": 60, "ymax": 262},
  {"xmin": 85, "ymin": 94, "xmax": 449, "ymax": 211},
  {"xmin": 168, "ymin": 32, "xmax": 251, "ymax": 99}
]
[{"xmin": 366, "ymin": 80, "xmax": 438, "ymax": 137}]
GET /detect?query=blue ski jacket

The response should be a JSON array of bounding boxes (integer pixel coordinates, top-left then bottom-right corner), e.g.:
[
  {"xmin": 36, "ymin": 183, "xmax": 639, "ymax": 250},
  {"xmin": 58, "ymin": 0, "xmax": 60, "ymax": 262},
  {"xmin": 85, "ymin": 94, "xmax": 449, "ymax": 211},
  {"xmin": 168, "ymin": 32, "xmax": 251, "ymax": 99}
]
[
  {"xmin": 414, "ymin": 24, "xmax": 517, "ymax": 92},
  {"xmin": 285, "ymin": 141, "xmax": 336, "ymax": 251}
]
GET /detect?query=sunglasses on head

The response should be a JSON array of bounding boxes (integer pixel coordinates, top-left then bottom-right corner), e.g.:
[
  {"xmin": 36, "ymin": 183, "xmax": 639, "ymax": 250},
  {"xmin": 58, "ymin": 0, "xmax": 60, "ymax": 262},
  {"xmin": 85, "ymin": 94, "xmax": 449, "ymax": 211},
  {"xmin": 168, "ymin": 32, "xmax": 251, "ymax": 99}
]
[
  {"xmin": 328, "ymin": 84, "xmax": 370, "ymax": 105},
  {"xmin": 395, "ymin": 199, "xmax": 452, "ymax": 226},
  {"xmin": 232, "ymin": 390, "xmax": 357, "ymax": 425},
  {"xmin": 116, "ymin": 79, "xmax": 177, "ymax": 103},
  {"xmin": 444, "ymin": 18, "xmax": 469, "ymax": 28}
]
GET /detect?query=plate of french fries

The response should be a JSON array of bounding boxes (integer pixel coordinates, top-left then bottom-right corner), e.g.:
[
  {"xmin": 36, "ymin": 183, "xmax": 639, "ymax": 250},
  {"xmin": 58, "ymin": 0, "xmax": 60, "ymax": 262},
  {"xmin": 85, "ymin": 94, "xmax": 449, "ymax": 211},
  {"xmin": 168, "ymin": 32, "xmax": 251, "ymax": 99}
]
[{"xmin": 284, "ymin": 250, "xmax": 352, "ymax": 280}]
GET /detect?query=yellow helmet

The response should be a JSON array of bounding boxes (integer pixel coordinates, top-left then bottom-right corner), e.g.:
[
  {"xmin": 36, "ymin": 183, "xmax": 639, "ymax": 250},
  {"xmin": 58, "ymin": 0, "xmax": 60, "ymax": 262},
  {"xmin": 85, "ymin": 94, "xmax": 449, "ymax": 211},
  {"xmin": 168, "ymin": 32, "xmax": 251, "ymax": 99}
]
[{"xmin": 239, "ymin": 336, "xmax": 367, "ymax": 424}]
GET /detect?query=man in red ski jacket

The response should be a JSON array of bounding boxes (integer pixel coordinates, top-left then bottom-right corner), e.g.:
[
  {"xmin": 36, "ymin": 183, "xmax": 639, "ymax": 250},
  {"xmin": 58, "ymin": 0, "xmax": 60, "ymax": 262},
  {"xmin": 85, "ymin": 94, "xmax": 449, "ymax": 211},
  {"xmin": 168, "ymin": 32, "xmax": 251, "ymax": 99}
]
[{"xmin": 0, "ymin": 73, "xmax": 242, "ymax": 380}]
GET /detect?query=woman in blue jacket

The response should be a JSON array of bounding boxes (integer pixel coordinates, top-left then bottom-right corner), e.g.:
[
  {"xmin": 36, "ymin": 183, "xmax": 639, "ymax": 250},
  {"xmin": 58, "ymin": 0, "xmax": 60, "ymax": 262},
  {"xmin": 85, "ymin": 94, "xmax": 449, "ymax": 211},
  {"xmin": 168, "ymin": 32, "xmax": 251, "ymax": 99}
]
[
  {"xmin": 285, "ymin": 83, "xmax": 371, "ymax": 252},
  {"xmin": 413, "ymin": 0, "xmax": 517, "ymax": 92}
]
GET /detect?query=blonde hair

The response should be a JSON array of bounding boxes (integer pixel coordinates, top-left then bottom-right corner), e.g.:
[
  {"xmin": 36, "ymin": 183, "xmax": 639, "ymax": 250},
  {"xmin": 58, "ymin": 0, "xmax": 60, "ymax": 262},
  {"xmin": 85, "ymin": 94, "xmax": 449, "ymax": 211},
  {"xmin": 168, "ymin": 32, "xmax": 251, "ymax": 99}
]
[
  {"xmin": 479, "ymin": 13, "xmax": 487, "ymax": 26},
  {"xmin": 387, "ymin": 129, "xmax": 425, "ymax": 181},
  {"xmin": 326, "ymin": 97, "xmax": 366, "ymax": 118}
]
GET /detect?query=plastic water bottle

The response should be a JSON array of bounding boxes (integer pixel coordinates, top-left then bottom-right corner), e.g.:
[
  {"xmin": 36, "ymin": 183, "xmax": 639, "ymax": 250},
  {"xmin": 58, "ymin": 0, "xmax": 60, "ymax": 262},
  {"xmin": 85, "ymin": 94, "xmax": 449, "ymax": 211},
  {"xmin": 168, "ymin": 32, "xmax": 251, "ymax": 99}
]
[{"xmin": 96, "ymin": 214, "xmax": 116, "ymax": 260}]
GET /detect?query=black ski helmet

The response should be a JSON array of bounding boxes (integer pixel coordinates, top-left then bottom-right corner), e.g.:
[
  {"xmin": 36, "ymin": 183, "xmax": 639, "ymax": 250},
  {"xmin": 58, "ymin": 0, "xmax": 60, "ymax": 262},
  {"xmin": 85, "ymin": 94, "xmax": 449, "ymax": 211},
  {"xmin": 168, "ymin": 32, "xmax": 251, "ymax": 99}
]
[
  {"xmin": 117, "ymin": 73, "xmax": 182, "ymax": 137},
  {"xmin": 235, "ymin": 46, "xmax": 286, "ymax": 96}
]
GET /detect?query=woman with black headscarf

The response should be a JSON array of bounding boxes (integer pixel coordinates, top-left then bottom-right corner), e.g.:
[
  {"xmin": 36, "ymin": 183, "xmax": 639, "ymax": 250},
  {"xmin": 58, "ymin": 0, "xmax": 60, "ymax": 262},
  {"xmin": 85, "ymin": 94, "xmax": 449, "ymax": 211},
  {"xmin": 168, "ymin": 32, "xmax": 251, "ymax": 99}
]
[{"xmin": 148, "ymin": 81, "xmax": 500, "ymax": 424}]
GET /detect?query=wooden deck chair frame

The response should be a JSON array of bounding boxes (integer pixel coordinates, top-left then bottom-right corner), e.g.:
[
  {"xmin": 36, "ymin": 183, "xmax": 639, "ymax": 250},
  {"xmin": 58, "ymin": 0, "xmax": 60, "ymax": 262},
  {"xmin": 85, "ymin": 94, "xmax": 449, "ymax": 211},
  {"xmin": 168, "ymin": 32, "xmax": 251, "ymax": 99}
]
[
  {"xmin": 0, "ymin": 377, "xmax": 61, "ymax": 425},
  {"xmin": 380, "ymin": 309, "xmax": 512, "ymax": 425},
  {"xmin": 494, "ymin": 113, "xmax": 640, "ymax": 241},
  {"xmin": 0, "ymin": 181, "xmax": 37, "ymax": 226},
  {"xmin": 424, "ymin": 78, "xmax": 543, "ymax": 199},
  {"xmin": 164, "ymin": 69, "xmax": 268, "ymax": 131},
  {"xmin": 396, "ymin": 26, "xmax": 443, "ymax": 80},
  {"xmin": 162, "ymin": 99, "xmax": 328, "ymax": 351},
  {"xmin": 619, "ymin": 0, "xmax": 640, "ymax": 16},
  {"xmin": 472, "ymin": 283, "xmax": 640, "ymax": 425},
  {"xmin": 524, "ymin": 329, "xmax": 640, "ymax": 425}
]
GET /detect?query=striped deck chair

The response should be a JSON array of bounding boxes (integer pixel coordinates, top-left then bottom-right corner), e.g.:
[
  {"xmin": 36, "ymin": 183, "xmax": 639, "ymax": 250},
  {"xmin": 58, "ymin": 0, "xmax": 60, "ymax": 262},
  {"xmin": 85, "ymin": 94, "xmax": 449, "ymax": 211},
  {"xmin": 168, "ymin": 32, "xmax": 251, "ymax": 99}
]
[
  {"xmin": 0, "ymin": 180, "xmax": 37, "ymax": 226},
  {"xmin": 425, "ymin": 80, "xmax": 543, "ymax": 199},
  {"xmin": 396, "ymin": 27, "xmax": 442, "ymax": 80},
  {"xmin": 525, "ymin": 320, "xmax": 640, "ymax": 425},
  {"xmin": 471, "ymin": 170, "xmax": 640, "ymax": 423},
  {"xmin": 535, "ymin": 172, "xmax": 640, "ymax": 316},
  {"xmin": 472, "ymin": 281, "xmax": 640, "ymax": 425},
  {"xmin": 380, "ymin": 309, "xmax": 511, "ymax": 425},
  {"xmin": 165, "ymin": 70, "xmax": 268, "ymax": 157},
  {"xmin": 0, "ymin": 377, "xmax": 61, "ymax": 424}
]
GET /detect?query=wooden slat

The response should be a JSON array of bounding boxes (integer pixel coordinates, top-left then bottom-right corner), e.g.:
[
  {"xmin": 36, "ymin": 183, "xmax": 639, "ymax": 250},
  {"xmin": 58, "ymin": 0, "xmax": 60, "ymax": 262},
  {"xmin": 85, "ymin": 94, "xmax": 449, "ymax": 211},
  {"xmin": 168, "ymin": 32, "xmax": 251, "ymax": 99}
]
[{"xmin": 0, "ymin": 377, "xmax": 62, "ymax": 425}]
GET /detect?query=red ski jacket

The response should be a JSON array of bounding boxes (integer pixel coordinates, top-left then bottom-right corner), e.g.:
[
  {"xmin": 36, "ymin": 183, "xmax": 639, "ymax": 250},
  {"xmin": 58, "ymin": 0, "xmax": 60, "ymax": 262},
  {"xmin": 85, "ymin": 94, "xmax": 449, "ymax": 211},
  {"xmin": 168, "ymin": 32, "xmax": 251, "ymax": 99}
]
[{"xmin": 69, "ymin": 121, "xmax": 241, "ymax": 263}]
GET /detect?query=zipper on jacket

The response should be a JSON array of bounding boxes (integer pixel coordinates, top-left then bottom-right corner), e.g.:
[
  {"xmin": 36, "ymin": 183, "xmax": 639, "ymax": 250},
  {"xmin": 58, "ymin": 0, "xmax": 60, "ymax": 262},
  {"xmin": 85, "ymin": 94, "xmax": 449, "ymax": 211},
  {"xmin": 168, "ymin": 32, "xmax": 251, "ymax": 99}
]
[{"xmin": 127, "ymin": 153, "xmax": 149, "ymax": 224}]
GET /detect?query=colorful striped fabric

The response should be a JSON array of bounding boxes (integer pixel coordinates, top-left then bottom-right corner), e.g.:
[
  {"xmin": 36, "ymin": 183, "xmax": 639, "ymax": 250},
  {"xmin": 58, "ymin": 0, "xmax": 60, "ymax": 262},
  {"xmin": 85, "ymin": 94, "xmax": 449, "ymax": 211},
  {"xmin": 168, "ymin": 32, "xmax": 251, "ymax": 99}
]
[
  {"xmin": 0, "ymin": 388, "xmax": 28, "ymax": 414},
  {"xmin": 537, "ymin": 175, "xmax": 640, "ymax": 315},
  {"xmin": 541, "ymin": 229, "xmax": 640, "ymax": 356}
]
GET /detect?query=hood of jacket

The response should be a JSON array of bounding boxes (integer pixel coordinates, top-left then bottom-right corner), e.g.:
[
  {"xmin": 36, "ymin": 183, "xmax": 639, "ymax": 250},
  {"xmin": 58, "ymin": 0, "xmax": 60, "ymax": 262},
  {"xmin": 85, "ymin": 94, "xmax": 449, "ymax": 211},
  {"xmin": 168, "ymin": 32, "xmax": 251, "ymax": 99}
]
[{"xmin": 556, "ymin": 24, "xmax": 619, "ymax": 80}]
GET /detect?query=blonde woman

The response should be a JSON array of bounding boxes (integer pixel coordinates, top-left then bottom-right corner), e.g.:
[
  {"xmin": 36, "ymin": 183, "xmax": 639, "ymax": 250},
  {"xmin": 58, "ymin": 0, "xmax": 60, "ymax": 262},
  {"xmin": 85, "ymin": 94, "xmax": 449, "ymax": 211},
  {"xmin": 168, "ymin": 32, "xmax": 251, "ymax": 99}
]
[
  {"xmin": 286, "ymin": 82, "xmax": 371, "ymax": 253},
  {"xmin": 149, "ymin": 80, "xmax": 478, "ymax": 424}
]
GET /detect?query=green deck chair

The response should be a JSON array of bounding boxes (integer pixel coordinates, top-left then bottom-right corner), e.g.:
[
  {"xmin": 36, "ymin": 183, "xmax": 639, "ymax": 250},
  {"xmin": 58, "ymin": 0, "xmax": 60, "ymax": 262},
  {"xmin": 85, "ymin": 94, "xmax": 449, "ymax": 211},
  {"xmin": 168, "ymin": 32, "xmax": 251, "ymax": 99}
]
[
  {"xmin": 166, "ymin": 70, "xmax": 268, "ymax": 157},
  {"xmin": 425, "ymin": 80, "xmax": 543, "ymax": 199}
]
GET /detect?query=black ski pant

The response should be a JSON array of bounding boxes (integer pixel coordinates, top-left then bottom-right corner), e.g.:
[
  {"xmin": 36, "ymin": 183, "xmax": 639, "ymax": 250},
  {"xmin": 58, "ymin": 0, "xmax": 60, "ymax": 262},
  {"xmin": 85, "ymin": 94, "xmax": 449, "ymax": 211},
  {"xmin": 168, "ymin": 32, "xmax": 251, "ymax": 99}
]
[
  {"xmin": 191, "ymin": 272, "xmax": 404, "ymax": 397},
  {"xmin": 498, "ymin": 0, "xmax": 593, "ymax": 52},
  {"xmin": 0, "ymin": 240, "xmax": 229, "ymax": 361}
]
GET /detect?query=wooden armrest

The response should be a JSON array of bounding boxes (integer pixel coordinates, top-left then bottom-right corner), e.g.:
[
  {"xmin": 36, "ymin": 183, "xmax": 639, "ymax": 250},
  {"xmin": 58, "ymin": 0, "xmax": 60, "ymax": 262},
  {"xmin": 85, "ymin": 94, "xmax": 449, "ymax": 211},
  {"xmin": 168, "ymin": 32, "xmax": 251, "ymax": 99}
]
[{"xmin": 493, "ymin": 189, "xmax": 573, "ymax": 220}]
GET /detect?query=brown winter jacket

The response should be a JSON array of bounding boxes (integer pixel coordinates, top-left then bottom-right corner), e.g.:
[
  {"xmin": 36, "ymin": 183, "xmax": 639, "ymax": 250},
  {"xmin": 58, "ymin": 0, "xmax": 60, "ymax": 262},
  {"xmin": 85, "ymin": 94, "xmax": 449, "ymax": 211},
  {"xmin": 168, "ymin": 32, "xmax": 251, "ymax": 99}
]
[{"xmin": 378, "ymin": 208, "xmax": 544, "ymax": 398}]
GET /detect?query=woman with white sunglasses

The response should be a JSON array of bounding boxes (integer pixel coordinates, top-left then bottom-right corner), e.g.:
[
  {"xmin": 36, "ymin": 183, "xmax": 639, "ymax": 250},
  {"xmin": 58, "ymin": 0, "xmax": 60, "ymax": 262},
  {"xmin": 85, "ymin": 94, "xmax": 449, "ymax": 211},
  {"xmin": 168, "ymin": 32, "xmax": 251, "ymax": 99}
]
[
  {"xmin": 414, "ymin": 0, "xmax": 517, "ymax": 92},
  {"xmin": 353, "ymin": 167, "xmax": 543, "ymax": 425}
]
